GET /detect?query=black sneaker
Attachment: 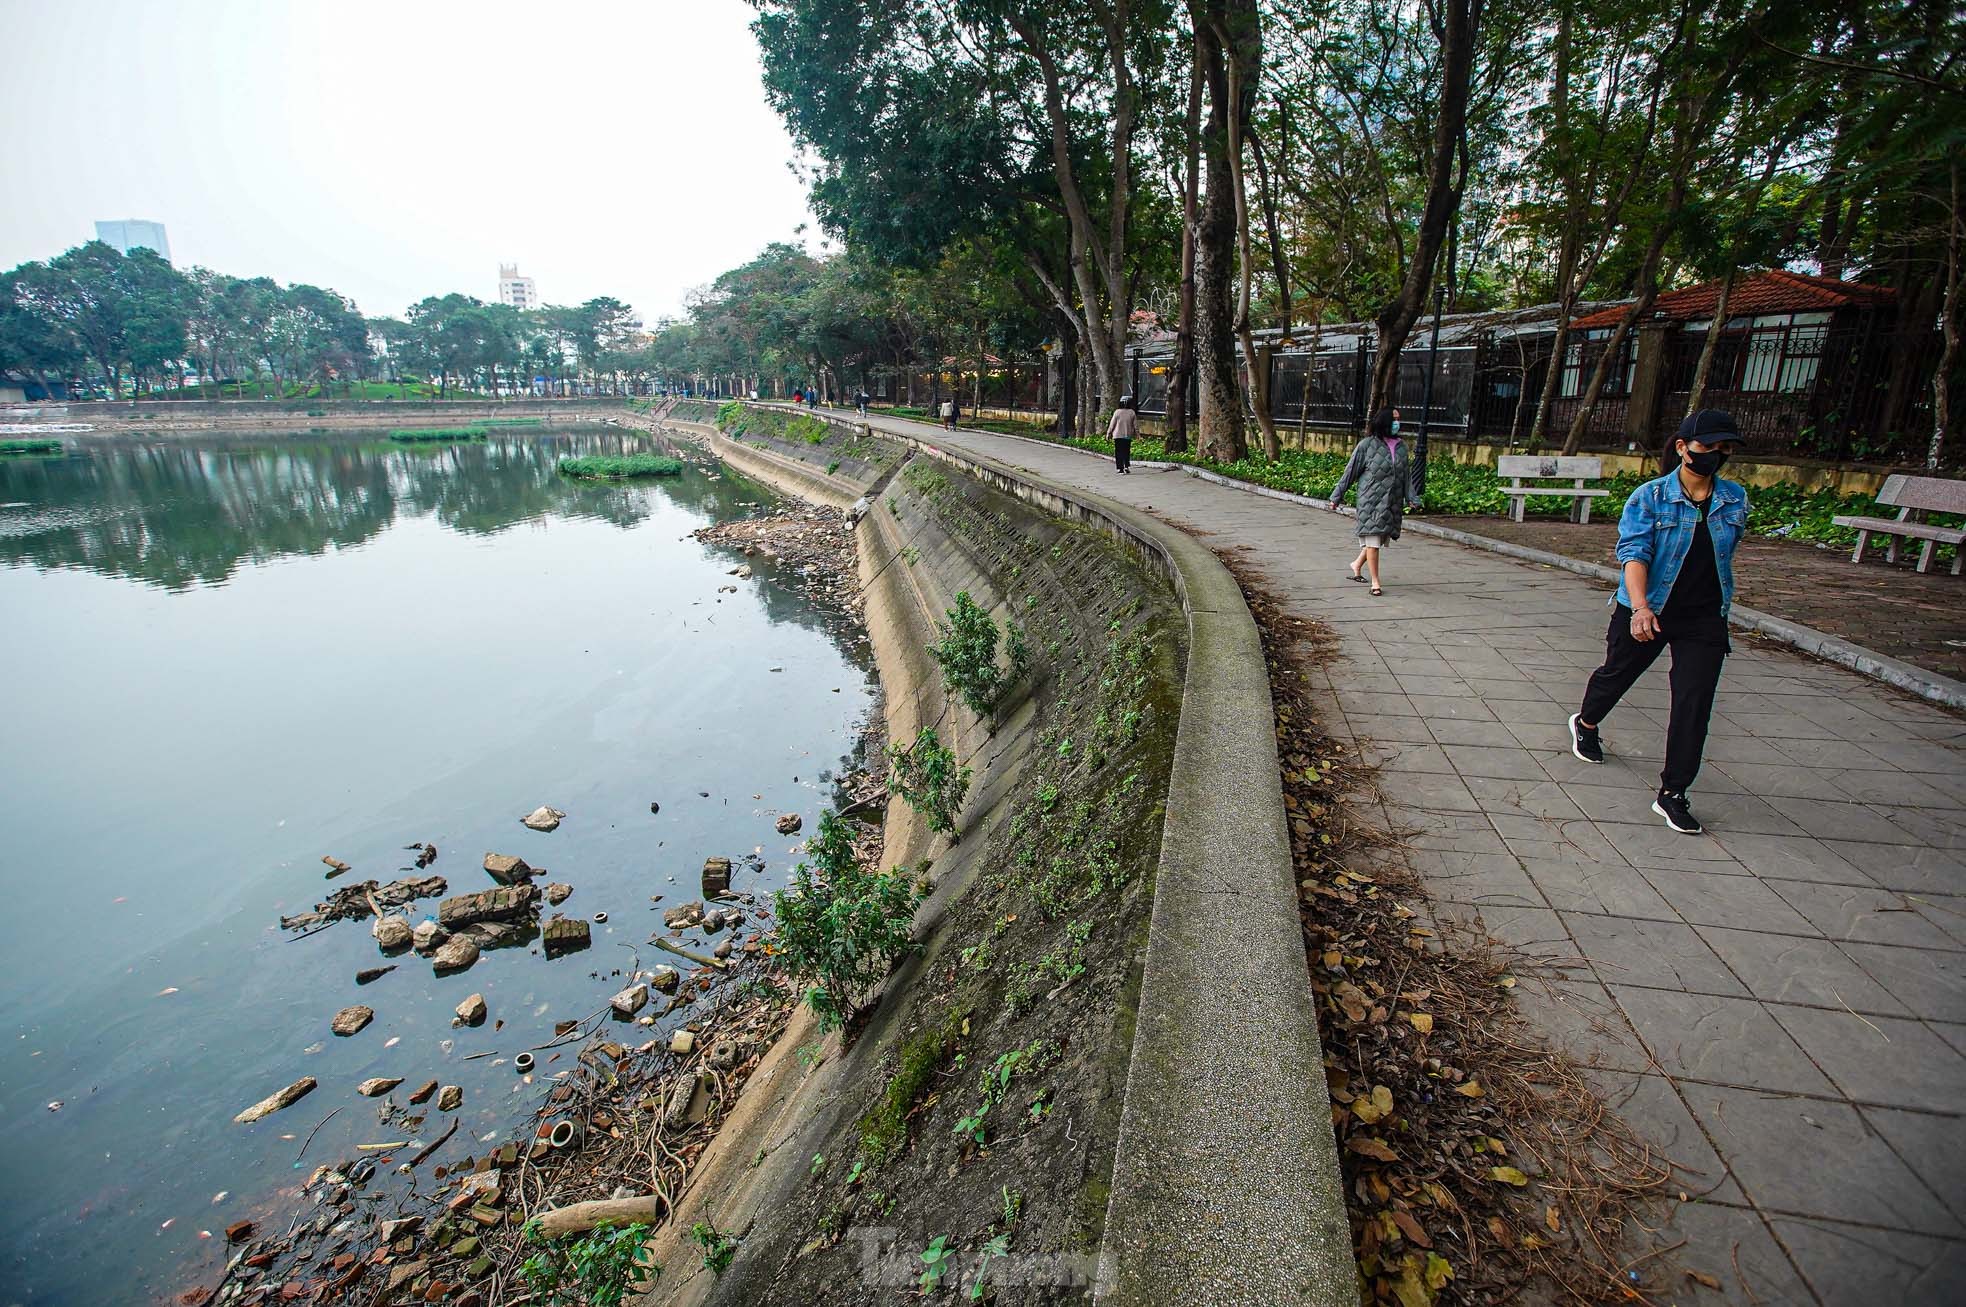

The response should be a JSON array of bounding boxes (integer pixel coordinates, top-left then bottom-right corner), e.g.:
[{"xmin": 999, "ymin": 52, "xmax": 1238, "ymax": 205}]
[
  {"xmin": 1652, "ymin": 790, "xmax": 1704, "ymax": 835},
  {"xmin": 1568, "ymin": 713, "xmax": 1603, "ymax": 764}
]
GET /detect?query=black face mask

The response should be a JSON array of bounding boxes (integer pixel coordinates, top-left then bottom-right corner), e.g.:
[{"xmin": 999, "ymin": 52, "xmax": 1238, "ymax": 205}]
[{"xmin": 1681, "ymin": 447, "xmax": 1727, "ymax": 478}]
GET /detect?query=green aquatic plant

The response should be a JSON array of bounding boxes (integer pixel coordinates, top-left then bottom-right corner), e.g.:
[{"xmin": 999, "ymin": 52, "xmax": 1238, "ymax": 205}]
[
  {"xmin": 0, "ymin": 438, "xmax": 62, "ymax": 455},
  {"xmin": 772, "ymin": 811, "xmax": 922, "ymax": 1031},
  {"xmin": 887, "ymin": 728, "xmax": 971, "ymax": 837},
  {"xmin": 557, "ymin": 454, "xmax": 685, "ymax": 478},
  {"xmin": 387, "ymin": 426, "xmax": 488, "ymax": 441},
  {"xmin": 517, "ymin": 1218, "xmax": 656, "ymax": 1306}
]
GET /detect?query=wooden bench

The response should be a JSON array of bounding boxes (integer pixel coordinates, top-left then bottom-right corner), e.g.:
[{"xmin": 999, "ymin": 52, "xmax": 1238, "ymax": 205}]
[
  {"xmin": 1833, "ymin": 473, "xmax": 1966, "ymax": 575},
  {"xmin": 1496, "ymin": 455, "xmax": 1610, "ymax": 524}
]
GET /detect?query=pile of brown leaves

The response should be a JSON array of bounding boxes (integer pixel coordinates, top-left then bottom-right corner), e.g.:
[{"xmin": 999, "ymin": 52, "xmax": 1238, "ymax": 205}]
[{"xmin": 1229, "ymin": 559, "xmax": 1669, "ymax": 1307}]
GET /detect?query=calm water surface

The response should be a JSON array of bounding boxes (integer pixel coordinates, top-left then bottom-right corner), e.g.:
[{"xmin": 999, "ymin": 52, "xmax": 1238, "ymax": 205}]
[{"xmin": 0, "ymin": 428, "xmax": 872, "ymax": 1303}]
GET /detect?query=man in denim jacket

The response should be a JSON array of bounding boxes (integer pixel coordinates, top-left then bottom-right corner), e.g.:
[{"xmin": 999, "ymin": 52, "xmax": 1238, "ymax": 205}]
[{"xmin": 1569, "ymin": 410, "xmax": 1749, "ymax": 834}]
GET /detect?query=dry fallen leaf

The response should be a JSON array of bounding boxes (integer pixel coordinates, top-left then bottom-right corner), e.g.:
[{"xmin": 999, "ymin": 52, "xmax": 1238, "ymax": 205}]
[
  {"xmin": 1489, "ymin": 1166, "xmax": 1529, "ymax": 1186},
  {"xmin": 1545, "ymin": 1205, "xmax": 1562, "ymax": 1234},
  {"xmin": 1348, "ymin": 1136, "xmax": 1400, "ymax": 1163},
  {"xmin": 1408, "ymin": 1012, "xmax": 1434, "ymax": 1034},
  {"xmin": 1391, "ymin": 1209, "xmax": 1433, "ymax": 1249},
  {"xmin": 1453, "ymin": 1081, "xmax": 1484, "ymax": 1098},
  {"xmin": 1353, "ymin": 1084, "xmax": 1395, "ymax": 1124},
  {"xmin": 1686, "ymin": 1270, "xmax": 1721, "ymax": 1290}
]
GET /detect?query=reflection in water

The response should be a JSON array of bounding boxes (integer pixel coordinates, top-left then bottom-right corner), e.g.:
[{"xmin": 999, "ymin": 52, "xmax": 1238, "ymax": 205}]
[{"xmin": 0, "ymin": 429, "xmax": 765, "ymax": 590}]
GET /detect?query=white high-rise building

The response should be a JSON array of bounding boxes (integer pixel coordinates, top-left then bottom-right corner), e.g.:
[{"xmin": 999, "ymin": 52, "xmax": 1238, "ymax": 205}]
[
  {"xmin": 498, "ymin": 264, "xmax": 538, "ymax": 310},
  {"xmin": 95, "ymin": 219, "xmax": 172, "ymax": 263}
]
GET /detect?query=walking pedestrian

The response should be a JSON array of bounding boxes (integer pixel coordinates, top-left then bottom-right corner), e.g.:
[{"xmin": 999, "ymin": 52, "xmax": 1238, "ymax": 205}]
[
  {"xmin": 942, "ymin": 395, "xmax": 959, "ymax": 430},
  {"xmin": 792, "ymin": 387, "xmax": 804, "ymax": 406},
  {"xmin": 1108, "ymin": 394, "xmax": 1138, "ymax": 473},
  {"xmin": 1328, "ymin": 407, "xmax": 1409, "ymax": 596},
  {"xmin": 1568, "ymin": 409, "xmax": 1749, "ymax": 835},
  {"xmin": 856, "ymin": 389, "xmax": 869, "ymax": 417}
]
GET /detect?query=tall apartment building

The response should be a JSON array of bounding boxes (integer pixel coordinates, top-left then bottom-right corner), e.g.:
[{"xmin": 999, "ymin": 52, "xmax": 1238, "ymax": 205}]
[
  {"xmin": 498, "ymin": 264, "xmax": 538, "ymax": 310},
  {"xmin": 95, "ymin": 219, "xmax": 172, "ymax": 263}
]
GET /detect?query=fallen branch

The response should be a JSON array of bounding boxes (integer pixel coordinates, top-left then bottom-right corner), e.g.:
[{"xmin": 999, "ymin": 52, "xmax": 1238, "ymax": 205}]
[
  {"xmin": 531, "ymin": 1195, "xmax": 666, "ymax": 1239},
  {"xmin": 653, "ymin": 938, "xmax": 727, "ymax": 970},
  {"xmin": 408, "ymin": 1118, "xmax": 459, "ymax": 1169}
]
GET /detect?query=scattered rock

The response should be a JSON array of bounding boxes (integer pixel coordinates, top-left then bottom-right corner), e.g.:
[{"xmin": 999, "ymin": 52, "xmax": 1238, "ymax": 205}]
[
  {"xmin": 483, "ymin": 853, "xmax": 535, "ymax": 885},
  {"xmin": 662, "ymin": 901, "xmax": 705, "ymax": 930},
  {"xmin": 543, "ymin": 882, "xmax": 573, "ymax": 905},
  {"xmin": 649, "ymin": 801, "xmax": 661, "ymax": 815},
  {"xmin": 454, "ymin": 993, "xmax": 487, "ymax": 1026},
  {"xmin": 669, "ymin": 1030, "xmax": 696, "ymax": 1055},
  {"xmin": 372, "ymin": 915, "xmax": 414, "ymax": 951},
  {"xmin": 610, "ymin": 984, "xmax": 649, "ymax": 1018},
  {"xmin": 355, "ymin": 966, "xmax": 395, "ymax": 985},
  {"xmin": 225, "ymin": 1220, "xmax": 255, "ymax": 1243},
  {"xmin": 356, "ymin": 1077, "xmax": 403, "ymax": 1098},
  {"xmin": 411, "ymin": 919, "xmax": 448, "ymax": 954},
  {"xmin": 378, "ymin": 1216, "xmax": 422, "ymax": 1243},
  {"xmin": 407, "ymin": 1080, "xmax": 438, "ymax": 1105},
  {"xmin": 330, "ymin": 1006, "xmax": 374, "ymax": 1037},
  {"xmin": 234, "ymin": 1077, "xmax": 316, "ymax": 1124},
  {"xmin": 775, "ymin": 813, "xmax": 803, "ymax": 835},
  {"xmin": 521, "ymin": 806, "xmax": 565, "ymax": 833},
  {"xmin": 322, "ymin": 856, "xmax": 351, "ymax": 877},
  {"xmin": 438, "ymin": 883, "xmax": 539, "ymax": 929},
  {"xmin": 702, "ymin": 857, "xmax": 731, "ymax": 898},
  {"xmin": 407, "ymin": 841, "xmax": 438, "ymax": 869},
  {"xmin": 713, "ymin": 939, "xmax": 733, "ymax": 960},
  {"xmin": 649, "ymin": 966, "xmax": 680, "ymax": 994},
  {"xmin": 708, "ymin": 1038, "xmax": 753, "ymax": 1072},
  {"xmin": 436, "ymin": 1085, "xmax": 463, "ymax": 1112},
  {"xmin": 461, "ymin": 919, "xmax": 535, "ymax": 950},
  {"xmin": 542, "ymin": 914, "xmax": 591, "ymax": 956},
  {"xmin": 432, "ymin": 935, "xmax": 480, "ymax": 974},
  {"xmin": 735, "ymin": 564, "xmax": 752, "ymax": 578}
]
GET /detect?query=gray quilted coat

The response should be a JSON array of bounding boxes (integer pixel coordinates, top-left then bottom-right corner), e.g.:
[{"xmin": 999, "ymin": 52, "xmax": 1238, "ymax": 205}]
[{"xmin": 1331, "ymin": 437, "xmax": 1410, "ymax": 540}]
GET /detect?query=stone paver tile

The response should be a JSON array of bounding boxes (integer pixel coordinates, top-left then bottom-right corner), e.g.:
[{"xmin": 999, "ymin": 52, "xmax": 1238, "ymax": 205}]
[
  {"xmin": 1566, "ymin": 916, "xmax": 1749, "ymax": 995},
  {"xmin": 1357, "ymin": 738, "xmax": 1459, "ymax": 774},
  {"xmin": 1675, "ymin": 791, "xmax": 1812, "ymax": 836},
  {"xmin": 1706, "ymin": 832, "xmax": 1876, "ymax": 886},
  {"xmin": 1393, "ymin": 673, "xmax": 1474, "ymax": 698},
  {"xmin": 1709, "ymin": 759, "xmax": 1854, "ymax": 802},
  {"xmin": 1589, "ymin": 819, "xmax": 1744, "ymax": 868},
  {"xmin": 1828, "ymin": 768, "xmax": 1957, "ymax": 809},
  {"xmin": 1503, "ymin": 720, "xmax": 1582, "ymax": 752},
  {"xmin": 1426, "ymin": 718, "xmax": 1523, "ymax": 749},
  {"xmin": 1697, "ymin": 926, "xmax": 1908, "ymax": 1015},
  {"xmin": 1820, "ymin": 841, "xmax": 1963, "ymax": 894},
  {"xmin": 1463, "ymin": 775, "xmax": 1590, "ymax": 821},
  {"xmin": 1767, "ymin": 880, "xmax": 1961, "ymax": 950},
  {"xmin": 1407, "ymin": 692, "xmax": 1499, "ymax": 722},
  {"xmin": 1442, "ymin": 903, "xmax": 1578, "ymax": 961},
  {"xmin": 1837, "ymin": 942, "xmax": 1966, "ymax": 1024},
  {"xmin": 1862, "ymin": 1105, "xmax": 1966, "ymax": 1224},
  {"xmin": 1492, "ymin": 813, "xmax": 1630, "ymax": 866},
  {"xmin": 1932, "ymin": 1023, "xmax": 1966, "ymax": 1058},
  {"xmin": 1770, "ymin": 1217, "xmax": 1966, "ymax": 1307},
  {"xmin": 1856, "ymin": 740, "xmax": 1966, "ymax": 774},
  {"xmin": 1534, "ymin": 749, "xmax": 1657, "ymax": 789},
  {"xmin": 1522, "ymin": 857, "xmax": 1676, "ymax": 920},
  {"xmin": 1912, "ymin": 894, "xmax": 1966, "ymax": 949},
  {"xmin": 1462, "ymin": 676, "xmax": 1550, "ymax": 702},
  {"xmin": 1424, "ymin": 852, "xmax": 1544, "ymax": 911},
  {"xmin": 1592, "ymin": 1070, "xmax": 1742, "ymax": 1202},
  {"xmin": 1344, "ymin": 712, "xmax": 1437, "ymax": 744},
  {"xmin": 1725, "ymin": 711, "xmax": 1844, "ymax": 741},
  {"xmin": 1562, "ymin": 783, "xmax": 1675, "ymax": 825},
  {"xmin": 1769, "ymin": 1005, "xmax": 1966, "ymax": 1112},
  {"xmin": 1387, "ymin": 770, "xmax": 1486, "ymax": 813},
  {"xmin": 1873, "ymin": 804, "xmax": 1966, "ymax": 853},
  {"xmin": 1769, "ymin": 736, "xmax": 1899, "ymax": 770},
  {"xmin": 1342, "ymin": 689, "xmax": 1420, "ymax": 718},
  {"xmin": 1440, "ymin": 743, "xmax": 1547, "ymax": 780},
  {"xmin": 1641, "ymin": 868, "xmax": 1820, "ymax": 934},
  {"xmin": 1679, "ymin": 1084, "xmax": 1960, "ymax": 1235},
  {"xmin": 1507, "ymin": 977, "xmax": 1654, "ymax": 1074},
  {"xmin": 1701, "ymin": 732, "xmax": 1802, "ymax": 765},
  {"xmin": 1611, "ymin": 988, "xmax": 1832, "ymax": 1093},
  {"xmin": 1622, "ymin": 1200, "xmax": 1813, "ymax": 1307},
  {"xmin": 1760, "ymin": 798, "xmax": 1911, "ymax": 846}
]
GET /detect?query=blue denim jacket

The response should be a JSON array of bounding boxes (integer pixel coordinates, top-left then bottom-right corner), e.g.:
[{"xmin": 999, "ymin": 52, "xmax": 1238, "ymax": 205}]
[{"xmin": 1613, "ymin": 471, "xmax": 1750, "ymax": 618}]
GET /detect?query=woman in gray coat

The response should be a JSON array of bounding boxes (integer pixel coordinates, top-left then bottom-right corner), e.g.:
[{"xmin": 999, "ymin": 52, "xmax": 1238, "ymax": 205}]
[{"xmin": 1329, "ymin": 407, "xmax": 1408, "ymax": 595}]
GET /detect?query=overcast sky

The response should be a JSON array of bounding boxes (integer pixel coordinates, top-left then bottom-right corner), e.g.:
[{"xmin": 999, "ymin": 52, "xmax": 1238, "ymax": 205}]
[{"xmin": 0, "ymin": 0, "xmax": 820, "ymax": 323}]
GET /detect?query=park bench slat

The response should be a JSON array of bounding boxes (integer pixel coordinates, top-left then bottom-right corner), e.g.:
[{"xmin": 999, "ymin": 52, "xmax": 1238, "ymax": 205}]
[
  {"xmin": 1833, "ymin": 474, "xmax": 1966, "ymax": 575},
  {"xmin": 1494, "ymin": 455, "xmax": 1606, "ymax": 525}
]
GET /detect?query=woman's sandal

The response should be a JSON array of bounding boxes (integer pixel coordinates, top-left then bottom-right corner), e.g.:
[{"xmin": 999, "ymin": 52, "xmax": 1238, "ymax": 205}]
[
  {"xmin": 1370, "ymin": 586, "xmax": 1384, "ymax": 596},
  {"xmin": 1347, "ymin": 569, "xmax": 1367, "ymax": 583}
]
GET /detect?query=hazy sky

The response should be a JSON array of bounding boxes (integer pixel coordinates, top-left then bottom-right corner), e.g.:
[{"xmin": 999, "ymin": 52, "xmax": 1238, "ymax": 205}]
[{"xmin": 0, "ymin": 0, "xmax": 820, "ymax": 323}]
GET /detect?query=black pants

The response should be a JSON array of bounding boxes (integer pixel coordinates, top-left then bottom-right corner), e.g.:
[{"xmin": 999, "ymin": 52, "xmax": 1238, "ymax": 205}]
[
  {"xmin": 1579, "ymin": 604, "xmax": 1729, "ymax": 794},
  {"xmin": 1114, "ymin": 437, "xmax": 1131, "ymax": 471}
]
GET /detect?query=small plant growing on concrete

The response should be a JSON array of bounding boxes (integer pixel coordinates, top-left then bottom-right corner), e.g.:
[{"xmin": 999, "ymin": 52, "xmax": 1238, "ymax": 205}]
[
  {"xmin": 518, "ymin": 1218, "xmax": 655, "ymax": 1306},
  {"xmin": 690, "ymin": 1219, "xmax": 738, "ymax": 1276},
  {"xmin": 931, "ymin": 592, "xmax": 1009, "ymax": 716},
  {"xmin": 887, "ymin": 728, "xmax": 971, "ymax": 837},
  {"xmin": 919, "ymin": 1235, "xmax": 955, "ymax": 1293},
  {"xmin": 773, "ymin": 812, "xmax": 921, "ymax": 1031}
]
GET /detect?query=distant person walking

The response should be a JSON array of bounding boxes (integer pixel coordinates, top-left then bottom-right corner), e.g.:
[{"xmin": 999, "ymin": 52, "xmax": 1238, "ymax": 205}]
[
  {"xmin": 1569, "ymin": 410, "xmax": 1748, "ymax": 835},
  {"xmin": 1328, "ymin": 407, "xmax": 1409, "ymax": 596},
  {"xmin": 942, "ymin": 396, "xmax": 959, "ymax": 431},
  {"xmin": 792, "ymin": 387, "xmax": 804, "ymax": 406},
  {"xmin": 1108, "ymin": 394, "xmax": 1138, "ymax": 473},
  {"xmin": 856, "ymin": 389, "xmax": 869, "ymax": 417}
]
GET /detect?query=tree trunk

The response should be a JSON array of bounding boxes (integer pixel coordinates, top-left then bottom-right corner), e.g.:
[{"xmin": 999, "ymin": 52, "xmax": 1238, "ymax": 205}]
[
  {"xmin": 1054, "ymin": 311, "xmax": 1079, "ymax": 437},
  {"xmin": 1929, "ymin": 159, "xmax": 1960, "ymax": 470},
  {"xmin": 1190, "ymin": 0, "xmax": 1249, "ymax": 463},
  {"xmin": 1164, "ymin": 54, "xmax": 1203, "ymax": 455},
  {"xmin": 1370, "ymin": 0, "xmax": 1476, "ymax": 413},
  {"xmin": 1684, "ymin": 267, "xmax": 1736, "ymax": 414}
]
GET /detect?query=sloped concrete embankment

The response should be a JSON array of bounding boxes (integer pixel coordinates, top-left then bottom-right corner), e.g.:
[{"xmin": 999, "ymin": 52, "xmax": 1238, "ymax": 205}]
[{"xmin": 633, "ymin": 406, "xmax": 1350, "ymax": 1304}]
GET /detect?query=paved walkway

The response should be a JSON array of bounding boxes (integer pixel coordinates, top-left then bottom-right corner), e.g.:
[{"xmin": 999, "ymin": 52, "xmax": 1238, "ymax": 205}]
[{"xmin": 837, "ymin": 408, "xmax": 1966, "ymax": 1306}]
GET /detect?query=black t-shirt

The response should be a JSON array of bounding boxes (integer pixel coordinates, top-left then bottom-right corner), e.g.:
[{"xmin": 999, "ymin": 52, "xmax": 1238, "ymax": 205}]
[{"xmin": 1664, "ymin": 496, "xmax": 1722, "ymax": 619}]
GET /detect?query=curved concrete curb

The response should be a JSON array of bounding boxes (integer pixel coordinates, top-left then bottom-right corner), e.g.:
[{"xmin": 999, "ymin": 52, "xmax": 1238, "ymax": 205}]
[{"xmin": 829, "ymin": 414, "xmax": 1353, "ymax": 1305}]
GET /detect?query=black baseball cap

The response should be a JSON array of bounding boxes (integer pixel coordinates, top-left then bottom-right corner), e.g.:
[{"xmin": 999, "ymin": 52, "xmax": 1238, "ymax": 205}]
[{"xmin": 1678, "ymin": 409, "xmax": 1743, "ymax": 444}]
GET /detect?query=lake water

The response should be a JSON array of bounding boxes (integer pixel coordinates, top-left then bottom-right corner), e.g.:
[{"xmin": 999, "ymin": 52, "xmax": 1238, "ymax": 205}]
[{"xmin": 0, "ymin": 427, "xmax": 874, "ymax": 1304}]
